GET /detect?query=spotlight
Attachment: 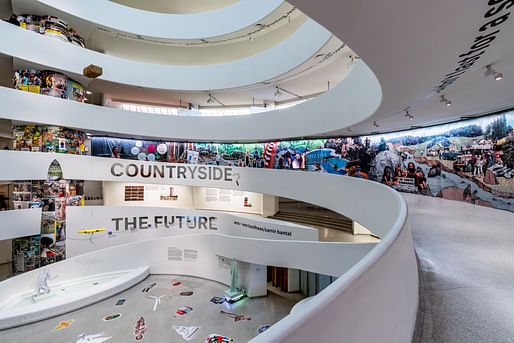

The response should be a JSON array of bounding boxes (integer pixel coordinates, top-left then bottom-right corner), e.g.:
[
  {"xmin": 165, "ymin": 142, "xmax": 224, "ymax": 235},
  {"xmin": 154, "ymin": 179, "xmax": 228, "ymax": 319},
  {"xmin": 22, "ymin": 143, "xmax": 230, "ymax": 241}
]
[
  {"xmin": 485, "ymin": 65, "xmax": 503, "ymax": 81},
  {"xmin": 249, "ymin": 35, "xmax": 253, "ymax": 41},
  {"xmin": 274, "ymin": 86, "xmax": 283, "ymax": 97},
  {"xmin": 207, "ymin": 94, "xmax": 214, "ymax": 103},
  {"xmin": 347, "ymin": 127, "xmax": 352, "ymax": 133},
  {"xmin": 373, "ymin": 121, "xmax": 380, "ymax": 128},
  {"xmin": 440, "ymin": 95, "xmax": 452, "ymax": 107},
  {"xmin": 404, "ymin": 110, "xmax": 414, "ymax": 120},
  {"xmin": 86, "ymin": 90, "xmax": 92, "ymax": 95}
]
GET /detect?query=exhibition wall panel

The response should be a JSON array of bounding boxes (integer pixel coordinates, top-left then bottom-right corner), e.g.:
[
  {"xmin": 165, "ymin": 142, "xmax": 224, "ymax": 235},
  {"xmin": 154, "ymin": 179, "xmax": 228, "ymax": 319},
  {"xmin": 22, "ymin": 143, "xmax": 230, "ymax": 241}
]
[
  {"xmin": 0, "ymin": 208, "xmax": 42, "ymax": 240},
  {"xmin": 66, "ymin": 206, "xmax": 319, "ymax": 257},
  {"xmin": 193, "ymin": 186, "xmax": 263, "ymax": 215},
  {"xmin": 102, "ymin": 182, "xmax": 268, "ymax": 216},
  {"xmin": 103, "ymin": 182, "xmax": 195, "ymax": 209}
]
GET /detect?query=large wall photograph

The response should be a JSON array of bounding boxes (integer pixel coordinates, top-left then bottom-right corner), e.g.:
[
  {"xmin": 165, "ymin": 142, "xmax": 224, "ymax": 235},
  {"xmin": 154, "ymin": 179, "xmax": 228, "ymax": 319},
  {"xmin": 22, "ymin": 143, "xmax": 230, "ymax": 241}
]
[{"xmin": 92, "ymin": 111, "xmax": 514, "ymax": 212}]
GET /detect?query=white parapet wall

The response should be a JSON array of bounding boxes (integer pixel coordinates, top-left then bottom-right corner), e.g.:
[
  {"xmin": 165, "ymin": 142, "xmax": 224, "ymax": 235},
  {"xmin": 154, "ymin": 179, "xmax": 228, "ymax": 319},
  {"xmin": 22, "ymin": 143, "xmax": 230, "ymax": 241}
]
[
  {"xmin": 0, "ymin": 58, "xmax": 380, "ymax": 141},
  {"xmin": 0, "ymin": 208, "xmax": 42, "ymax": 240}
]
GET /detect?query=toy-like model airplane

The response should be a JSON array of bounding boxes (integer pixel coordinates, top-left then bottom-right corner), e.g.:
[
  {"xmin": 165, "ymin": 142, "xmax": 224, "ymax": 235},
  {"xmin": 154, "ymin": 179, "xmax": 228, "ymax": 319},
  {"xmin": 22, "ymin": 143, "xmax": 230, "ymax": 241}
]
[
  {"xmin": 77, "ymin": 228, "xmax": 107, "ymax": 243},
  {"xmin": 77, "ymin": 228, "xmax": 107, "ymax": 234}
]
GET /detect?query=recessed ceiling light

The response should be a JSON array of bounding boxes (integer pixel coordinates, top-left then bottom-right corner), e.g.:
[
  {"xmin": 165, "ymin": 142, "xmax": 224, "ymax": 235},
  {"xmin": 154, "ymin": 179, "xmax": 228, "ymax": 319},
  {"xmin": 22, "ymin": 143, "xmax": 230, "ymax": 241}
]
[
  {"xmin": 86, "ymin": 90, "xmax": 92, "ymax": 95},
  {"xmin": 485, "ymin": 64, "xmax": 503, "ymax": 81},
  {"xmin": 440, "ymin": 95, "xmax": 452, "ymax": 107}
]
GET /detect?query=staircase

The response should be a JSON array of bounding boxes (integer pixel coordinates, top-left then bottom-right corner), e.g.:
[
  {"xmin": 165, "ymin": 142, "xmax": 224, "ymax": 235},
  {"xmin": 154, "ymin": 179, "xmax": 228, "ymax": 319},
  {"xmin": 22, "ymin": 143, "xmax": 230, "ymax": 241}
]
[{"xmin": 269, "ymin": 211, "xmax": 353, "ymax": 233}]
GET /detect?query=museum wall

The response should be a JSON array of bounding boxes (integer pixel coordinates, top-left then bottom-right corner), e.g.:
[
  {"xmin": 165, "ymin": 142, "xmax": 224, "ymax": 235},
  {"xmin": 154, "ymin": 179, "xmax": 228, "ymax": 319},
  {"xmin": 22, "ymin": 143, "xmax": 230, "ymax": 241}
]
[
  {"xmin": 193, "ymin": 186, "xmax": 263, "ymax": 215},
  {"xmin": 89, "ymin": 110, "xmax": 514, "ymax": 212},
  {"xmin": 65, "ymin": 206, "xmax": 319, "ymax": 257},
  {"xmin": 102, "ymin": 181, "xmax": 272, "ymax": 216},
  {"xmin": 103, "ymin": 182, "xmax": 195, "ymax": 209}
]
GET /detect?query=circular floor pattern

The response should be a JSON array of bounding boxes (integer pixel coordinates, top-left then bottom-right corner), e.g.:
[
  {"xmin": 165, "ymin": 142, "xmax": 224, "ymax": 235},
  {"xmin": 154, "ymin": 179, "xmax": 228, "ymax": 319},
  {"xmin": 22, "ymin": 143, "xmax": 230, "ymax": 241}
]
[{"xmin": 0, "ymin": 275, "xmax": 297, "ymax": 342}]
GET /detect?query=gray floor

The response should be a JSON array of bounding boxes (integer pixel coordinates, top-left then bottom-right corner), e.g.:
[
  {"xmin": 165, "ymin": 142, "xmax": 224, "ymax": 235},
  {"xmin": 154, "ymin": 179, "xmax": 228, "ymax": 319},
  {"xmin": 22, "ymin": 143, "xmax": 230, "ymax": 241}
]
[
  {"xmin": 0, "ymin": 275, "xmax": 297, "ymax": 343},
  {"xmin": 405, "ymin": 193, "xmax": 514, "ymax": 343}
]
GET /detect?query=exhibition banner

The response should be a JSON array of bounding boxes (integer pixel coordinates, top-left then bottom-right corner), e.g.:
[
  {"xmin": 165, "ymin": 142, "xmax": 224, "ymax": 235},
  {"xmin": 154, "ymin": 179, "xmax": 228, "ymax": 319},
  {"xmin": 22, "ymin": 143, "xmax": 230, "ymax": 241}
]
[
  {"xmin": 90, "ymin": 110, "xmax": 514, "ymax": 212},
  {"xmin": 66, "ymin": 206, "xmax": 318, "ymax": 257}
]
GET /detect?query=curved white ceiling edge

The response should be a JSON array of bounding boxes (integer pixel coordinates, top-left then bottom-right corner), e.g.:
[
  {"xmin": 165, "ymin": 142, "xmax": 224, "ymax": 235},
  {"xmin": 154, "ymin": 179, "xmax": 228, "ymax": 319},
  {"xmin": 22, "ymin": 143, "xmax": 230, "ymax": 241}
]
[
  {"xmin": 37, "ymin": 0, "xmax": 283, "ymax": 39},
  {"xmin": 0, "ymin": 60, "xmax": 381, "ymax": 141},
  {"xmin": 0, "ymin": 19, "xmax": 331, "ymax": 91}
]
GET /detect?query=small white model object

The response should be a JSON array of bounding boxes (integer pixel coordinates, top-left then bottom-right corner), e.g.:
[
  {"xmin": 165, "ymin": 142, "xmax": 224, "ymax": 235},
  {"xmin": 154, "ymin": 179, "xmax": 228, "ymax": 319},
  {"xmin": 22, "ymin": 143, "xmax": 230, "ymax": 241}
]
[
  {"xmin": 148, "ymin": 294, "xmax": 166, "ymax": 311},
  {"xmin": 75, "ymin": 332, "xmax": 112, "ymax": 343},
  {"xmin": 172, "ymin": 325, "xmax": 202, "ymax": 341},
  {"xmin": 34, "ymin": 268, "xmax": 57, "ymax": 298},
  {"xmin": 224, "ymin": 258, "xmax": 245, "ymax": 303}
]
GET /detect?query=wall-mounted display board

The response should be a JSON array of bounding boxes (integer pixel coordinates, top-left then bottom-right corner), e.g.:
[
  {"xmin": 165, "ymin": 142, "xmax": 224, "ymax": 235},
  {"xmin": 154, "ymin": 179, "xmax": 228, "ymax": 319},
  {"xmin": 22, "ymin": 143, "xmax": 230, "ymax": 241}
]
[
  {"xmin": 8, "ymin": 14, "xmax": 85, "ymax": 47},
  {"xmin": 11, "ymin": 160, "xmax": 84, "ymax": 273},
  {"xmin": 103, "ymin": 182, "xmax": 194, "ymax": 209},
  {"xmin": 66, "ymin": 206, "xmax": 318, "ymax": 257},
  {"xmin": 13, "ymin": 125, "xmax": 86, "ymax": 154},
  {"xmin": 195, "ymin": 187, "xmax": 263, "ymax": 215},
  {"xmin": 92, "ymin": 110, "xmax": 514, "ymax": 212},
  {"xmin": 14, "ymin": 70, "xmax": 85, "ymax": 102}
]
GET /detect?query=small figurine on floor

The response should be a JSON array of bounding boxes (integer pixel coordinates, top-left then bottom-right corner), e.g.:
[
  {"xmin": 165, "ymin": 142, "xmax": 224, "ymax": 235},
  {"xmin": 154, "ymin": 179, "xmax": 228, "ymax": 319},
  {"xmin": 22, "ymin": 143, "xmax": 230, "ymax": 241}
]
[
  {"xmin": 34, "ymin": 268, "xmax": 57, "ymax": 298},
  {"xmin": 75, "ymin": 332, "xmax": 111, "ymax": 343}
]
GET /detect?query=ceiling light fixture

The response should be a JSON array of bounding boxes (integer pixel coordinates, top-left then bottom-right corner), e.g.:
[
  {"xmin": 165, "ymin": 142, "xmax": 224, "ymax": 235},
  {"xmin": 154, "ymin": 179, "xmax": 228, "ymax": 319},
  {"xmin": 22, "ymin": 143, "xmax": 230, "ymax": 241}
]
[
  {"xmin": 373, "ymin": 121, "xmax": 380, "ymax": 128},
  {"xmin": 347, "ymin": 128, "xmax": 352, "ymax": 133},
  {"xmin": 206, "ymin": 93, "xmax": 225, "ymax": 107},
  {"xmin": 404, "ymin": 110, "xmax": 414, "ymax": 120},
  {"xmin": 485, "ymin": 64, "xmax": 503, "ymax": 81},
  {"xmin": 86, "ymin": 90, "xmax": 92, "ymax": 95},
  {"xmin": 274, "ymin": 86, "xmax": 303, "ymax": 99},
  {"xmin": 249, "ymin": 35, "xmax": 253, "ymax": 41},
  {"xmin": 440, "ymin": 95, "xmax": 452, "ymax": 107}
]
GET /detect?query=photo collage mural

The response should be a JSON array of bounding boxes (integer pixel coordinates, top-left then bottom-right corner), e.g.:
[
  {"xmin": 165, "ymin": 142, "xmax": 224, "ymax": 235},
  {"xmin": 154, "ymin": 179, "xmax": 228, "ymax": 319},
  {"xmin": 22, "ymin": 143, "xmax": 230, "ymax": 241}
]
[
  {"xmin": 12, "ymin": 160, "xmax": 84, "ymax": 273},
  {"xmin": 92, "ymin": 111, "xmax": 514, "ymax": 213}
]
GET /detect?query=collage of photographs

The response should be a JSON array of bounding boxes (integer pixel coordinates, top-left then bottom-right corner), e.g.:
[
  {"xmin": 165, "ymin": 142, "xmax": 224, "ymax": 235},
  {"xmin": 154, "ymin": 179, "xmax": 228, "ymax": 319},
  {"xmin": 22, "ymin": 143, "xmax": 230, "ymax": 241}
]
[
  {"xmin": 13, "ymin": 69, "xmax": 86, "ymax": 102},
  {"xmin": 92, "ymin": 110, "xmax": 514, "ymax": 213},
  {"xmin": 13, "ymin": 125, "xmax": 86, "ymax": 154},
  {"xmin": 12, "ymin": 160, "xmax": 84, "ymax": 274}
]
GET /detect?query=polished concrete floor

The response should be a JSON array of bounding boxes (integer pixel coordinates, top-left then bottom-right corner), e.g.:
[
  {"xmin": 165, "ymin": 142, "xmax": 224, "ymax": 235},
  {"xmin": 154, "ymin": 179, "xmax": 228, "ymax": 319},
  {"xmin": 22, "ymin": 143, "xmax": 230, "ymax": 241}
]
[
  {"xmin": 0, "ymin": 275, "xmax": 297, "ymax": 342},
  {"xmin": 405, "ymin": 193, "xmax": 514, "ymax": 343}
]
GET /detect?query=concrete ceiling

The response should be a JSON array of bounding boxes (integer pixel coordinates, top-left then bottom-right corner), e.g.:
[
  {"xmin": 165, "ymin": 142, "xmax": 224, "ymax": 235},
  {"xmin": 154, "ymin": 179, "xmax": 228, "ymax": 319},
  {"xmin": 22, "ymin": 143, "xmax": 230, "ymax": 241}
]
[
  {"xmin": 109, "ymin": 0, "xmax": 240, "ymax": 14},
  {"xmin": 88, "ymin": 7, "xmax": 306, "ymax": 65},
  {"xmin": 95, "ymin": 0, "xmax": 514, "ymax": 137},
  {"xmin": 94, "ymin": 36, "xmax": 353, "ymax": 108},
  {"xmin": 284, "ymin": 0, "xmax": 514, "ymax": 136},
  {"xmin": 12, "ymin": 0, "xmax": 513, "ymax": 139}
]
